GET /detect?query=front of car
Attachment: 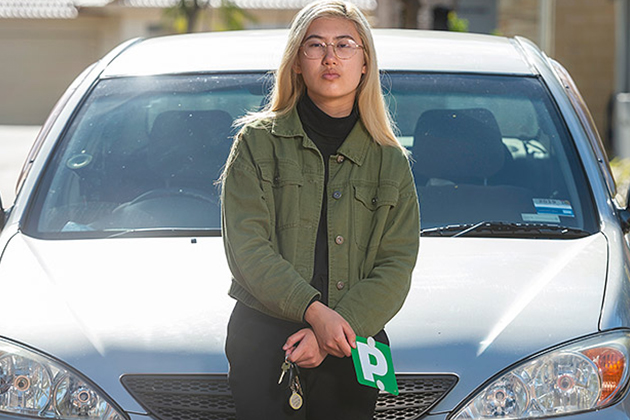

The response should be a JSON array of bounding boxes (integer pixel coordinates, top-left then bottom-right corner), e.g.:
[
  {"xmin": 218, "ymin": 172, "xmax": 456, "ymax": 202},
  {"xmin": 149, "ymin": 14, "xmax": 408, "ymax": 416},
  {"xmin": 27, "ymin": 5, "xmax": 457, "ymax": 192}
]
[{"xmin": 1, "ymin": 29, "xmax": 630, "ymax": 420}]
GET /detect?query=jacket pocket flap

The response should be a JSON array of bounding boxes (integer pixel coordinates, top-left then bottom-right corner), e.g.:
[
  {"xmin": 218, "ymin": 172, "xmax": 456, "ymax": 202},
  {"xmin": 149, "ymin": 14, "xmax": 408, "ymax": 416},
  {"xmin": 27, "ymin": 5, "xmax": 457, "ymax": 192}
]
[
  {"xmin": 259, "ymin": 162, "xmax": 304, "ymax": 187},
  {"xmin": 354, "ymin": 185, "xmax": 399, "ymax": 210}
]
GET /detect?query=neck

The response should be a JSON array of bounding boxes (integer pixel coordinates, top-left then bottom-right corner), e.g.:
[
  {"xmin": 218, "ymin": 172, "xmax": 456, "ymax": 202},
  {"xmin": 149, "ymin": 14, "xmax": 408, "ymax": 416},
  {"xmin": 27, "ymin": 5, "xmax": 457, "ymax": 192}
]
[{"xmin": 306, "ymin": 92, "xmax": 356, "ymax": 118}]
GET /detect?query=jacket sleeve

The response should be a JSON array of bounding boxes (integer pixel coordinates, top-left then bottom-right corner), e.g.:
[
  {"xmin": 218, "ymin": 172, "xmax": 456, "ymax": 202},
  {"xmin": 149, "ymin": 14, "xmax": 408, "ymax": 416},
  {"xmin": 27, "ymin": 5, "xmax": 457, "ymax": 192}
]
[
  {"xmin": 221, "ymin": 128, "xmax": 321, "ymax": 322},
  {"xmin": 334, "ymin": 161, "xmax": 420, "ymax": 337}
]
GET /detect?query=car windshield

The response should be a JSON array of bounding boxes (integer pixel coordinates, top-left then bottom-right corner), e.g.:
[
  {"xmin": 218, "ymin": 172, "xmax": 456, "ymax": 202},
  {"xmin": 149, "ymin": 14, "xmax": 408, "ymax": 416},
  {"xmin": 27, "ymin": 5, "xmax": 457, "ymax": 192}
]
[{"xmin": 24, "ymin": 73, "xmax": 598, "ymax": 239}]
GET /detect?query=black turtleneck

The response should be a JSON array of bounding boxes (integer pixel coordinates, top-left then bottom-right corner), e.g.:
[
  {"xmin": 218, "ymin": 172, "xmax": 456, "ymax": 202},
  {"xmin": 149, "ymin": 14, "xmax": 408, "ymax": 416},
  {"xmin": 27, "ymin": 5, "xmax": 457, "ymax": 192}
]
[{"xmin": 297, "ymin": 93, "xmax": 358, "ymax": 306}]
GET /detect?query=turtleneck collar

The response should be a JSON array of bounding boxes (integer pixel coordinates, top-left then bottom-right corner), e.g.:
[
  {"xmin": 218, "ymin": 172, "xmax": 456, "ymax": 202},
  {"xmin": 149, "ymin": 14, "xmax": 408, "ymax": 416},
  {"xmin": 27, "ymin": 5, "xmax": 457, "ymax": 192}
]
[{"xmin": 297, "ymin": 93, "xmax": 359, "ymax": 143}]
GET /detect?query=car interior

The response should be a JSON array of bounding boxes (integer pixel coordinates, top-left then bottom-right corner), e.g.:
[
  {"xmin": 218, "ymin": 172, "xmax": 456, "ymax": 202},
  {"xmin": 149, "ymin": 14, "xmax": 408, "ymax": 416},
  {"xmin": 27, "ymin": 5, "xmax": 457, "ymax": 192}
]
[{"xmin": 27, "ymin": 73, "xmax": 596, "ymax": 238}]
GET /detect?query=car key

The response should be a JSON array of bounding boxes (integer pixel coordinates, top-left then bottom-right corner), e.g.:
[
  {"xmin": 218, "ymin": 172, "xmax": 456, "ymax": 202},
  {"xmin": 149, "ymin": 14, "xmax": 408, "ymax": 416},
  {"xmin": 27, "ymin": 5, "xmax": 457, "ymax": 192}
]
[{"xmin": 278, "ymin": 356, "xmax": 291, "ymax": 385}]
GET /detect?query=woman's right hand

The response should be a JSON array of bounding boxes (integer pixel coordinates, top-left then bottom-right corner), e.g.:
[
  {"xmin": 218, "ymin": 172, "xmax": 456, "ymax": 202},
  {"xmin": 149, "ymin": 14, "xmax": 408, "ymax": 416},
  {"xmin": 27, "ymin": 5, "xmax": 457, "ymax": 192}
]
[
  {"xmin": 304, "ymin": 301, "xmax": 356, "ymax": 358},
  {"xmin": 283, "ymin": 328, "xmax": 327, "ymax": 368}
]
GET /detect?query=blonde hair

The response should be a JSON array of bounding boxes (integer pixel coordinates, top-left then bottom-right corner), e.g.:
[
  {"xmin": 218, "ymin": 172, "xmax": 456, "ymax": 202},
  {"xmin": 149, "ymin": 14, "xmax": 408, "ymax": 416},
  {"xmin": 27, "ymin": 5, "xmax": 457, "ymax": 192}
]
[{"xmin": 237, "ymin": 0, "xmax": 403, "ymax": 151}]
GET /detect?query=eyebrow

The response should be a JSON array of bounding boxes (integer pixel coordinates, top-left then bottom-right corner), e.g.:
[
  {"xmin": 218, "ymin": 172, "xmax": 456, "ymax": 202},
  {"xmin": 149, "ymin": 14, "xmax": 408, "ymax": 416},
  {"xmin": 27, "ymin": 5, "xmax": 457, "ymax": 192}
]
[{"xmin": 303, "ymin": 34, "xmax": 355, "ymax": 42}]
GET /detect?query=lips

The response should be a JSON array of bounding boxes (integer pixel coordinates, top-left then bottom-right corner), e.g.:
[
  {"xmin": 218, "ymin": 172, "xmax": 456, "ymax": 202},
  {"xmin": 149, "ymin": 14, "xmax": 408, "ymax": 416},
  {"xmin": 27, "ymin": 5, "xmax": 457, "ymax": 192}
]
[{"xmin": 322, "ymin": 71, "xmax": 340, "ymax": 80}]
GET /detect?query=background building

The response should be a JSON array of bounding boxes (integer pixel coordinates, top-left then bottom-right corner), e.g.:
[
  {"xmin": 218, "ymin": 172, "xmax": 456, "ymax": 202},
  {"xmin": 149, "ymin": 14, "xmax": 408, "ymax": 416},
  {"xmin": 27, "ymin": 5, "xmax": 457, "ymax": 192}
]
[{"xmin": 0, "ymin": 0, "xmax": 620, "ymax": 153}]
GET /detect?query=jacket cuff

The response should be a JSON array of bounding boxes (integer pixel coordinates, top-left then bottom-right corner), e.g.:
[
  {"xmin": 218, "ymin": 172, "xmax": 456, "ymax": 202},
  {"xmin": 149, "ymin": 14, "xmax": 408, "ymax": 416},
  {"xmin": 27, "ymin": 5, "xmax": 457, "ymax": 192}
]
[
  {"xmin": 336, "ymin": 307, "xmax": 382, "ymax": 338},
  {"xmin": 285, "ymin": 281, "xmax": 321, "ymax": 323}
]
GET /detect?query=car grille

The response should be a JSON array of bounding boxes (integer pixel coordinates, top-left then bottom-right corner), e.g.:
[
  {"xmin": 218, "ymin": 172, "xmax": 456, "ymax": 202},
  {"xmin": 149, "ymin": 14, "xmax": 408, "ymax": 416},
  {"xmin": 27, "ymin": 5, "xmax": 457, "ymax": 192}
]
[{"xmin": 121, "ymin": 373, "xmax": 458, "ymax": 420}]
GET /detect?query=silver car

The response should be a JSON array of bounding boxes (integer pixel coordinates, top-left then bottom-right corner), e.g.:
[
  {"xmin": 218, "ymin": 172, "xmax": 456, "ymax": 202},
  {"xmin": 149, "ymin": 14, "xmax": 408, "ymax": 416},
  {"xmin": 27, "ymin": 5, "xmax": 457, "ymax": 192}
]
[{"xmin": 1, "ymin": 29, "xmax": 629, "ymax": 420}]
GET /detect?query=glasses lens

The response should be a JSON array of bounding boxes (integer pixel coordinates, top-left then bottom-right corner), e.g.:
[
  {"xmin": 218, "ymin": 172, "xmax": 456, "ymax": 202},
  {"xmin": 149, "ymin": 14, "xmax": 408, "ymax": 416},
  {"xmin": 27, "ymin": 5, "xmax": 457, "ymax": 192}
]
[
  {"xmin": 335, "ymin": 39, "xmax": 359, "ymax": 59},
  {"xmin": 303, "ymin": 41, "xmax": 324, "ymax": 58}
]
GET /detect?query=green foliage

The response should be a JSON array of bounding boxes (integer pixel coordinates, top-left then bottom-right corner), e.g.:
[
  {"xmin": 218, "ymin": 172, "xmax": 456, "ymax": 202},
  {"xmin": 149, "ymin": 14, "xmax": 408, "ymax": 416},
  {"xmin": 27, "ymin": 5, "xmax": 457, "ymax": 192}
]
[
  {"xmin": 448, "ymin": 11, "xmax": 469, "ymax": 32},
  {"xmin": 611, "ymin": 157, "xmax": 630, "ymax": 202},
  {"xmin": 216, "ymin": 0, "xmax": 257, "ymax": 31},
  {"xmin": 164, "ymin": 0, "xmax": 256, "ymax": 33},
  {"xmin": 163, "ymin": 0, "xmax": 206, "ymax": 33}
]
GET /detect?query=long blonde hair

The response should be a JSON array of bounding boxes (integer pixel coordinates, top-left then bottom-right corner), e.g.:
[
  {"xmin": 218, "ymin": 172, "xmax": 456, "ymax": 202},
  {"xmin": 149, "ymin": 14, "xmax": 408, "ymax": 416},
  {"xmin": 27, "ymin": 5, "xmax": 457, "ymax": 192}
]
[{"xmin": 237, "ymin": 0, "xmax": 402, "ymax": 150}]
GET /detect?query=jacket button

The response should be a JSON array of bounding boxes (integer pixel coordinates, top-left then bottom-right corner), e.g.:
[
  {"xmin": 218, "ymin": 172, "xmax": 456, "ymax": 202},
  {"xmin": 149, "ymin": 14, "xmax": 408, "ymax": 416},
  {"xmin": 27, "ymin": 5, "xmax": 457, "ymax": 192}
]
[
  {"xmin": 372, "ymin": 197, "xmax": 378, "ymax": 204},
  {"xmin": 335, "ymin": 235, "xmax": 344, "ymax": 245},
  {"xmin": 332, "ymin": 190, "xmax": 342, "ymax": 199},
  {"xmin": 336, "ymin": 155, "xmax": 345, "ymax": 163},
  {"xmin": 336, "ymin": 281, "xmax": 345, "ymax": 290}
]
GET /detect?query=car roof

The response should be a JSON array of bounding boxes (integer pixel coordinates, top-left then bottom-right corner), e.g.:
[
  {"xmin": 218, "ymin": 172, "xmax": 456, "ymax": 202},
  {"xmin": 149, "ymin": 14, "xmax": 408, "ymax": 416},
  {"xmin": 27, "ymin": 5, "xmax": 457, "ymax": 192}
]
[{"xmin": 101, "ymin": 29, "xmax": 537, "ymax": 78}]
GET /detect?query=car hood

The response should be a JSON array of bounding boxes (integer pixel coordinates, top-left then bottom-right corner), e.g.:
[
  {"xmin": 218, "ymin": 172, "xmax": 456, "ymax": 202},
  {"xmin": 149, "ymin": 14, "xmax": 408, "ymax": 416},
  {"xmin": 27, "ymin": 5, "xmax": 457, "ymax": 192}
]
[
  {"xmin": 389, "ymin": 233, "xmax": 608, "ymax": 410},
  {"xmin": 0, "ymin": 232, "xmax": 608, "ymax": 413}
]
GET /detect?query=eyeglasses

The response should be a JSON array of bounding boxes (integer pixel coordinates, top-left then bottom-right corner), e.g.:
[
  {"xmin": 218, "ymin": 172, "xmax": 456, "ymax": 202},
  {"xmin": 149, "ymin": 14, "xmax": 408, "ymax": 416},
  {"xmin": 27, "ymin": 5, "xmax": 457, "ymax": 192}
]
[{"xmin": 300, "ymin": 38, "xmax": 364, "ymax": 60}]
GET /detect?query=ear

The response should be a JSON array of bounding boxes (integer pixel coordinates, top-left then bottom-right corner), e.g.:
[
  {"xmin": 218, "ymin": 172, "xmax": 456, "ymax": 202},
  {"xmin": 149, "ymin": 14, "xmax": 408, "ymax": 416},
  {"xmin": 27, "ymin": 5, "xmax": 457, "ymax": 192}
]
[
  {"xmin": 293, "ymin": 59, "xmax": 302, "ymax": 74},
  {"xmin": 362, "ymin": 63, "xmax": 366, "ymax": 75}
]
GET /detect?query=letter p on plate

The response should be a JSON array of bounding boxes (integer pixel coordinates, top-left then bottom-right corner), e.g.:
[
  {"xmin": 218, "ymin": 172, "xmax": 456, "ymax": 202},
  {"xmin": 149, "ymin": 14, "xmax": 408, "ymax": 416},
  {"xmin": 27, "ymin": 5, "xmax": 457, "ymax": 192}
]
[{"xmin": 351, "ymin": 336, "xmax": 399, "ymax": 395}]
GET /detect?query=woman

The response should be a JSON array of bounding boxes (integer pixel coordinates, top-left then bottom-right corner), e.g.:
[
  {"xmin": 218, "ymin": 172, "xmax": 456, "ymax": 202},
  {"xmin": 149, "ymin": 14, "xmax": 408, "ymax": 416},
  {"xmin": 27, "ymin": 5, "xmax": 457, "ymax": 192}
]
[{"xmin": 221, "ymin": 1, "xmax": 420, "ymax": 418}]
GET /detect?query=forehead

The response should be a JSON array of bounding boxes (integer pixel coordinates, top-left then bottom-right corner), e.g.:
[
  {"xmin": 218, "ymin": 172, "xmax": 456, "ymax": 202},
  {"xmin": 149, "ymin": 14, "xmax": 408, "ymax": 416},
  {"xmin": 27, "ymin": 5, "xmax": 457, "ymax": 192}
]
[{"xmin": 304, "ymin": 17, "xmax": 361, "ymax": 39}]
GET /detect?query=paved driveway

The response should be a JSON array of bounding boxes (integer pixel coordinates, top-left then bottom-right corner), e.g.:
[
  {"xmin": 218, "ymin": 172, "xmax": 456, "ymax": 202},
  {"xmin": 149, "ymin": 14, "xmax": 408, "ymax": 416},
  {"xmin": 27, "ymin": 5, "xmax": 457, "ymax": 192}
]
[{"xmin": 0, "ymin": 126, "xmax": 40, "ymax": 207}]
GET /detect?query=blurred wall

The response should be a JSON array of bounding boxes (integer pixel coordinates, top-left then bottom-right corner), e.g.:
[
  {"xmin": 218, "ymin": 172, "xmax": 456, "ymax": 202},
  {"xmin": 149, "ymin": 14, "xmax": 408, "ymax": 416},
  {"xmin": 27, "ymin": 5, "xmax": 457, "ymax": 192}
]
[
  {"xmin": 0, "ymin": 2, "xmax": 372, "ymax": 125},
  {"xmin": 497, "ymin": 0, "xmax": 539, "ymax": 42},
  {"xmin": 0, "ymin": 18, "xmax": 104, "ymax": 125},
  {"xmin": 0, "ymin": 5, "xmax": 172, "ymax": 125},
  {"xmin": 0, "ymin": 0, "xmax": 617, "ymax": 147},
  {"xmin": 553, "ymin": 0, "xmax": 616, "ymax": 150}
]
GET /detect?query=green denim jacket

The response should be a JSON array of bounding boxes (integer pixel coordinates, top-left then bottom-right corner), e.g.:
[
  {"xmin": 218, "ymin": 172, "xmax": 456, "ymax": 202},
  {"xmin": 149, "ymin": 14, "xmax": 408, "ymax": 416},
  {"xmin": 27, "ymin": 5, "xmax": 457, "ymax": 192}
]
[{"xmin": 221, "ymin": 107, "xmax": 420, "ymax": 337}]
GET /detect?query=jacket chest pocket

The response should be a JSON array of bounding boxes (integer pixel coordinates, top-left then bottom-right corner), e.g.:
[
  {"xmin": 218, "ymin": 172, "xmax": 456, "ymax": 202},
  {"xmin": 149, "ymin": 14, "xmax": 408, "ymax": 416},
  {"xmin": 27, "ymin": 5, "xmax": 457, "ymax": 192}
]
[
  {"xmin": 259, "ymin": 161, "xmax": 304, "ymax": 229},
  {"xmin": 352, "ymin": 184, "xmax": 399, "ymax": 250}
]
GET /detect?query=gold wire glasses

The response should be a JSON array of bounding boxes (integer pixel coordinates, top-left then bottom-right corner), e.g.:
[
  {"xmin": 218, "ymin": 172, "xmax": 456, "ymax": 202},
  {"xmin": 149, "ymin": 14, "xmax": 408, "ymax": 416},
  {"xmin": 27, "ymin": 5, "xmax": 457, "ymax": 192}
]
[{"xmin": 300, "ymin": 38, "xmax": 364, "ymax": 60}]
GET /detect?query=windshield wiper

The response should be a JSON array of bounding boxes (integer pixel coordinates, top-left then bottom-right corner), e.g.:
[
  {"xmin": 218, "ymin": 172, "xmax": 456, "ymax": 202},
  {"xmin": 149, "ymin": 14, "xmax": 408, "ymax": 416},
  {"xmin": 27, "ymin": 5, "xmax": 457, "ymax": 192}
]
[{"xmin": 421, "ymin": 221, "xmax": 591, "ymax": 239}]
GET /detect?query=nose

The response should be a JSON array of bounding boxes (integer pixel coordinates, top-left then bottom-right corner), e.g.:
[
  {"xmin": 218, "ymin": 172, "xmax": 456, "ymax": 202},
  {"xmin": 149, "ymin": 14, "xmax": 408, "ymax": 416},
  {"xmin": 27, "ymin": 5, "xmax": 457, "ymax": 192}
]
[{"xmin": 322, "ymin": 44, "xmax": 337, "ymax": 64}]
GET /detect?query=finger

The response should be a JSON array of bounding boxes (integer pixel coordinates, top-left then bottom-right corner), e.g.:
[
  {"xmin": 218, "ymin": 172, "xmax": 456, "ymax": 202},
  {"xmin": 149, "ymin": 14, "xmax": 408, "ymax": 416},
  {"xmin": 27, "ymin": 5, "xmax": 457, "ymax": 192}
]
[
  {"xmin": 320, "ymin": 332, "xmax": 349, "ymax": 358},
  {"xmin": 287, "ymin": 345, "xmax": 304, "ymax": 363},
  {"xmin": 332, "ymin": 350, "xmax": 346, "ymax": 358},
  {"xmin": 282, "ymin": 330, "xmax": 306, "ymax": 351},
  {"xmin": 288, "ymin": 339, "xmax": 311, "ymax": 364},
  {"xmin": 334, "ymin": 325, "xmax": 355, "ymax": 357},
  {"xmin": 297, "ymin": 359, "xmax": 318, "ymax": 369},
  {"xmin": 299, "ymin": 351, "xmax": 327, "ymax": 369},
  {"xmin": 343, "ymin": 323, "xmax": 357, "ymax": 349},
  {"xmin": 325, "ymin": 341, "xmax": 346, "ymax": 358},
  {"xmin": 338, "ymin": 339, "xmax": 353, "ymax": 358},
  {"xmin": 294, "ymin": 348, "xmax": 322, "ymax": 368}
]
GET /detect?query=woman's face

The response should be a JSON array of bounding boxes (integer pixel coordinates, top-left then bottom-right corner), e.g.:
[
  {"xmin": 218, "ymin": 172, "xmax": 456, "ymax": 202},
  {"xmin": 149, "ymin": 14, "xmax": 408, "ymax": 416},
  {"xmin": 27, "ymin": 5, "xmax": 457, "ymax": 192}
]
[{"xmin": 294, "ymin": 17, "xmax": 366, "ymax": 117}]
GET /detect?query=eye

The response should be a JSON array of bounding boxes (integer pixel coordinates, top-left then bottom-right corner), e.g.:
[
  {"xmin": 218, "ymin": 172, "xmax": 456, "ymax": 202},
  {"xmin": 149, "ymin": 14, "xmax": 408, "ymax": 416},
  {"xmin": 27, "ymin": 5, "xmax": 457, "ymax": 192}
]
[
  {"xmin": 336, "ymin": 41, "xmax": 352, "ymax": 49},
  {"xmin": 305, "ymin": 41, "xmax": 324, "ymax": 49}
]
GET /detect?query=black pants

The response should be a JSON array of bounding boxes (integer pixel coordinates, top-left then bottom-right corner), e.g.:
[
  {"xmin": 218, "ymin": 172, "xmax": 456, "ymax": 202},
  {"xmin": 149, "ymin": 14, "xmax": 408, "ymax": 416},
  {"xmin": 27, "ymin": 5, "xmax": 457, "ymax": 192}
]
[{"xmin": 225, "ymin": 302, "xmax": 387, "ymax": 420}]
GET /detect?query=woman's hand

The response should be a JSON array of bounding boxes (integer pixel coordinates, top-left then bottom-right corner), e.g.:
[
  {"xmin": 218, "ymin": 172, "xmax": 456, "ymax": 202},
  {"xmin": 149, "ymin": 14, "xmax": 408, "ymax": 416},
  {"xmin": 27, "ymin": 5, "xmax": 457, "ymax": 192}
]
[
  {"xmin": 304, "ymin": 301, "xmax": 356, "ymax": 358},
  {"xmin": 283, "ymin": 328, "xmax": 327, "ymax": 368}
]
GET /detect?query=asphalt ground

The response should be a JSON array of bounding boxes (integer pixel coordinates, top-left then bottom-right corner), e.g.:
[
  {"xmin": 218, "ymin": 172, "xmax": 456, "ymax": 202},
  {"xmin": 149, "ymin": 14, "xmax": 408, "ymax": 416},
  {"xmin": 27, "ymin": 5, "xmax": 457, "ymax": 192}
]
[{"xmin": 0, "ymin": 126, "xmax": 41, "ymax": 207}]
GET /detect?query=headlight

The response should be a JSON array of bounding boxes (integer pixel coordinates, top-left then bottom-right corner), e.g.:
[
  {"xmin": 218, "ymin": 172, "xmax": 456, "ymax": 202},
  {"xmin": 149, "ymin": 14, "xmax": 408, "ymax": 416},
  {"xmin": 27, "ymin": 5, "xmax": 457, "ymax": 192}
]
[
  {"xmin": 0, "ymin": 338, "xmax": 127, "ymax": 419},
  {"xmin": 451, "ymin": 331, "xmax": 630, "ymax": 419}
]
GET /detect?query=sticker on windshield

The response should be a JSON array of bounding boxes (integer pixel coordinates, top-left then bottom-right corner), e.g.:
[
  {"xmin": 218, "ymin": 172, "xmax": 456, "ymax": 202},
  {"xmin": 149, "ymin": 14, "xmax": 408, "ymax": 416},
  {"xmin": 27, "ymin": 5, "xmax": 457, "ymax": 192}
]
[
  {"xmin": 522, "ymin": 213, "xmax": 560, "ymax": 223},
  {"xmin": 532, "ymin": 199, "xmax": 575, "ymax": 218}
]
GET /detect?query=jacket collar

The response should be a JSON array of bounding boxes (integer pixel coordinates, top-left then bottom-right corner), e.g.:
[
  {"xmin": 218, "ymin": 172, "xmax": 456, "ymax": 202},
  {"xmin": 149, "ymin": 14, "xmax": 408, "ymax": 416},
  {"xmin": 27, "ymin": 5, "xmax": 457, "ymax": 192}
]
[{"xmin": 271, "ymin": 106, "xmax": 371, "ymax": 166}]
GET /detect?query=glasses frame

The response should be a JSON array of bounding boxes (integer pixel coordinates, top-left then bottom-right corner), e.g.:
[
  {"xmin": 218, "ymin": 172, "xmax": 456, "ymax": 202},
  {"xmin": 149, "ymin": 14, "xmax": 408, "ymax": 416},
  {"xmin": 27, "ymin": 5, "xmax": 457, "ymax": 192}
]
[{"xmin": 300, "ymin": 39, "xmax": 364, "ymax": 60}]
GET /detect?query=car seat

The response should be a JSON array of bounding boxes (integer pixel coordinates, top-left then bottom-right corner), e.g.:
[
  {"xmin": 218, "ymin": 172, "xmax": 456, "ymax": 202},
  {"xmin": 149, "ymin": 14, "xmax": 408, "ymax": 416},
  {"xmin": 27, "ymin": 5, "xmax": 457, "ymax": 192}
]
[{"xmin": 411, "ymin": 108, "xmax": 536, "ymax": 226}]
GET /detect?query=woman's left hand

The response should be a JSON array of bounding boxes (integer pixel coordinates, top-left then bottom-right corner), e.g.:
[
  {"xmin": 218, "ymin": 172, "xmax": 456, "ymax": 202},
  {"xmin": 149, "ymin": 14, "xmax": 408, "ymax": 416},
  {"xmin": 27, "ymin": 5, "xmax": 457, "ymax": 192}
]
[{"xmin": 283, "ymin": 328, "xmax": 328, "ymax": 368}]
